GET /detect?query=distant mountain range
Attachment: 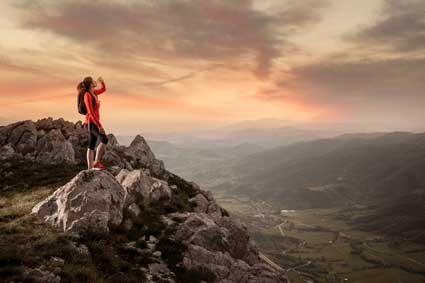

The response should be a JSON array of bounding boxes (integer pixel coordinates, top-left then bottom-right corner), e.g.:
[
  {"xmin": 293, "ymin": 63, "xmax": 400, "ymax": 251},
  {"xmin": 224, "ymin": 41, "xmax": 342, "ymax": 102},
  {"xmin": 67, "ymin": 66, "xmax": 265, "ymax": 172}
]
[
  {"xmin": 117, "ymin": 118, "xmax": 335, "ymax": 149},
  {"xmin": 234, "ymin": 132, "xmax": 425, "ymax": 203},
  {"xmin": 230, "ymin": 132, "xmax": 425, "ymax": 243}
]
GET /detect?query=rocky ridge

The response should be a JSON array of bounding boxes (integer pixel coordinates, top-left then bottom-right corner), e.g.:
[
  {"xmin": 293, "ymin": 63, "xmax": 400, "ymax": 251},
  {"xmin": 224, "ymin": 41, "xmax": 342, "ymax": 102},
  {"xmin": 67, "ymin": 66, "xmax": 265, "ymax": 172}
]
[{"xmin": 0, "ymin": 118, "xmax": 287, "ymax": 283}]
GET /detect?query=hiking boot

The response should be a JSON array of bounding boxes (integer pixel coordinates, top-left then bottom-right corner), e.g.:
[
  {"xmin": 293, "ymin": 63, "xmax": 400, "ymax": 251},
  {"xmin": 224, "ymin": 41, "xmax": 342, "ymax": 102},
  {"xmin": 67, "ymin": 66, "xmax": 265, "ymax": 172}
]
[{"xmin": 93, "ymin": 161, "xmax": 106, "ymax": 170}]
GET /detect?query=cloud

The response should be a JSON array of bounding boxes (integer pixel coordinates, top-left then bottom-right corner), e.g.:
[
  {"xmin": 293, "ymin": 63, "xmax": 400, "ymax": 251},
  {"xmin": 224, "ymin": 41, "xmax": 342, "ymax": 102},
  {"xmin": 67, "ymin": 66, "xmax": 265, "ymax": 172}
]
[
  {"xmin": 255, "ymin": 0, "xmax": 425, "ymax": 126},
  {"xmin": 288, "ymin": 58, "xmax": 425, "ymax": 100},
  {"xmin": 14, "ymin": 0, "xmax": 325, "ymax": 78},
  {"xmin": 349, "ymin": 0, "xmax": 425, "ymax": 53},
  {"xmin": 255, "ymin": 56, "xmax": 425, "ymax": 128},
  {"xmin": 0, "ymin": 56, "xmax": 38, "ymax": 74}
]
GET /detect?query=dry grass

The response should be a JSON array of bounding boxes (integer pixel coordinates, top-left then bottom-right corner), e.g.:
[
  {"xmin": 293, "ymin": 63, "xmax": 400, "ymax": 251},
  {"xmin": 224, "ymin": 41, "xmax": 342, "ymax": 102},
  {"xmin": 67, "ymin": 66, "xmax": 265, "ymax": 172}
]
[{"xmin": 0, "ymin": 185, "xmax": 54, "ymax": 221}]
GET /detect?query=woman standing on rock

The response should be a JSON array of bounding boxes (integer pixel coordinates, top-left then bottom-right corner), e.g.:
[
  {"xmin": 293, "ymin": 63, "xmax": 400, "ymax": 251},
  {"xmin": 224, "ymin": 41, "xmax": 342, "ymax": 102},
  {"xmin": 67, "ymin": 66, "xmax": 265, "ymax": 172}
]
[{"xmin": 77, "ymin": 76, "xmax": 108, "ymax": 170}]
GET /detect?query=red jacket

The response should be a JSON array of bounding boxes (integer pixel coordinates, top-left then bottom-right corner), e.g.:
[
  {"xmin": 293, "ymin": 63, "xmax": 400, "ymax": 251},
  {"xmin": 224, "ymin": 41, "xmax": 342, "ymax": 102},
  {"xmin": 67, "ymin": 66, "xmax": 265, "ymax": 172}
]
[{"xmin": 84, "ymin": 81, "xmax": 106, "ymax": 129}]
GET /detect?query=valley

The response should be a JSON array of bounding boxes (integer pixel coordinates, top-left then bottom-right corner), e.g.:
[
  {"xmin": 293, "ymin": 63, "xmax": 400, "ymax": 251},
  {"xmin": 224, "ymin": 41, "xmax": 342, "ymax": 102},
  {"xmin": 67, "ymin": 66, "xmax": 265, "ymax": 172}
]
[
  {"xmin": 115, "ymin": 131, "xmax": 425, "ymax": 282},
  {"xmin": 214, "ymin": 191, "xmax": 425, "ymax": 283}
]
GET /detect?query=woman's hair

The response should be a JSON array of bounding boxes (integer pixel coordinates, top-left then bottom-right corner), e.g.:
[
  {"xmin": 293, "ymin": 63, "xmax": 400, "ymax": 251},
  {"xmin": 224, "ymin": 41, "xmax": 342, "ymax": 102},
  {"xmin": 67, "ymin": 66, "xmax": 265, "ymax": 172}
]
[{"xmin": 77, "ymin": 76, "xmax": 94, "ymax": 95}]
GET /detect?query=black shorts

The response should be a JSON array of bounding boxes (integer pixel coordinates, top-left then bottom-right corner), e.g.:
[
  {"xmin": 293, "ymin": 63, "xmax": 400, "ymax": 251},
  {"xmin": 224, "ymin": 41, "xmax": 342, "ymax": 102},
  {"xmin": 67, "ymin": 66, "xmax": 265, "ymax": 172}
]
[{"xmin": 86, "ymin": 123, "xmax": 108, "ymax": 150}]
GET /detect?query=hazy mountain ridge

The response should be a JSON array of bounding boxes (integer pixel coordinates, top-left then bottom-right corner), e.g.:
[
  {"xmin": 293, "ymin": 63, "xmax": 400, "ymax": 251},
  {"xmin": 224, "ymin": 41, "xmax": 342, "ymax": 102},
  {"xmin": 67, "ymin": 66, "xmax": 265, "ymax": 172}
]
[{"xmin": 228, "ymin": 132, "xmax": 425, "ymax": 243}]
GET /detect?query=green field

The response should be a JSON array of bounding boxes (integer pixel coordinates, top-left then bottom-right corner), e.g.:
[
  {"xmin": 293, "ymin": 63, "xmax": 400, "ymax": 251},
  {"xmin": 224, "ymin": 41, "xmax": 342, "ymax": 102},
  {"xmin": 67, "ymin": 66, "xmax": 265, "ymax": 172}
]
[{"xmin": 215, "ymin": 192, "xmax": 425, "ymax": 283}]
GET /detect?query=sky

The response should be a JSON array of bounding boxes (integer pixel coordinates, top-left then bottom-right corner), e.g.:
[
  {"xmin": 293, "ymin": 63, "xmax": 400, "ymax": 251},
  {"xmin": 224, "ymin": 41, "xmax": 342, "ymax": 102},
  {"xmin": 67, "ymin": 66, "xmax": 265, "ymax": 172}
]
[{"xmin": 0, "ymin": 0, "xmax": 424, "ymax": 134}]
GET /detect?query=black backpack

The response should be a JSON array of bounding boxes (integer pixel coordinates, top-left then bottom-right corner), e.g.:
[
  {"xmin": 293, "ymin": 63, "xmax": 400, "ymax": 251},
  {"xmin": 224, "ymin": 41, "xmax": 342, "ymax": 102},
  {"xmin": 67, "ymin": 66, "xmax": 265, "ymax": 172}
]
[{"xmin": 77, "ymin": 92, "xmax": 96, "ymax": 115}]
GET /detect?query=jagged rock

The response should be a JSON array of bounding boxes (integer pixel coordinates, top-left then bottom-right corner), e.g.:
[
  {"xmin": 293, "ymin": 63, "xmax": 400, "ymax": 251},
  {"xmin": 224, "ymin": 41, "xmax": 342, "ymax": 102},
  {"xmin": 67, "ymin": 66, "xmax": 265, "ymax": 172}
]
[
  {"xmin": 150, "ymin": 159, "xmax": 165, "ymax": 177},
  {"xmin": 171, "ymin": 213, "xmax": 286, "ymax": 282},
  {"xmin": 116, "ymin": 169, "xmax": 153, "ymax": 207},
  {"xmin": 36, "ymin": 129, "xmax": 75, "ymax": 164},
  {"xmin": 7, "ymin": 120, "xmax": 38, "ymax": 154},
  {"xmin": 207, "ymin": 201, "xmax": 227, "ymax": 219},
  {"xmin": 0, "ymin": 125, "xmax": 10, "ymax": 145},
  {"xmin": 35, "ymin": 117, "xmax": 55, "ymax": 130},
  {"xmin": 1, "ymin": 118, "xmax": 168, "ymax": 176},
  {"xmin": 150, "ymin": 178, "xmax": 172, "ymax": 206},
  {"xmin": 102, "ymin": 147, "xmax": 125, "ymax": 168},
  {"xmin": 189, "ymin": 193, "xmax": 209, "ymax": 213},
  {"xmin": 182, "ymin": 244, "xmax": 285, "ymax": 283},
  {"xmin": 107, "ymin": 133, "xmax": 119, "ymax": 146},
  {"xmin": 175, "ymin": 214, "xmax": 231, "ymax": 254},
  {"xmin": 116, "ymin": 169, "xmax": 172, "ymax": 208},
  {"xmin": 0, "ymin": 144, "xmax": 19, "ymax": 160},
  {"xmin": 124, "ymin": 135, "xmax": 158, "ymax": 170},
  {"xmin": 216, "ymin": 217, "xmax": 254, "ymax": 261},
  {"xmin": 32, "ymin": 170, "xmax": 125, "ymax": 233}
]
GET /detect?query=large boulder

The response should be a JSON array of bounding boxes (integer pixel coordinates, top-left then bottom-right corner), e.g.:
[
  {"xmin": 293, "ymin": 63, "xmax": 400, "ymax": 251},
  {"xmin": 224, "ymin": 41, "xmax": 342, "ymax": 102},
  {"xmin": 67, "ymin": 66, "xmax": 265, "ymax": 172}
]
[
  {"xmin": 36, "ymin": 129, "xmax": 75, "ymax": 164},
  {"xmin": 102, "ymin": 145, "xmax": 130, "ymax": 169},
  {"xmin": 32, "ymin": 170, "xmax": 126, "ymax": 233},
  {"xmin": 183, "ymin": 245, "xmax": 284, "ymax": 283},
  {"xmin": 6, "ymin": 120, "xmax": 38, "ymax": 154},
  {"xmin": 116, "ymin": 169, "xmax": 172, "ymax": 208},
  {"xmin": 124, "ymin": 135, "xmax": 155, "ymax": 168},
  {"xmin": 174, "ymin": 214, "xmax": 253, "ymax": 261},
  {"xmin": 167, "ymin": 212, "xmax": 286, "ymax": 283},
  {"xmin": 116, "ymin": 169, "xmax": 153, "ymax": 207},
  {"xmin": 35, "ymin": 117, "xmax": 55, "ymax": 131}
]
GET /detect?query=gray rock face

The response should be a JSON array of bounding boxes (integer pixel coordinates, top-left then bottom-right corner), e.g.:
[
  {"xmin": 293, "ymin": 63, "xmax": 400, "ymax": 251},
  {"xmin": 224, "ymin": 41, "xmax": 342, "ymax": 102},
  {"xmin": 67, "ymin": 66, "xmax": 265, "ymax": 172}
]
[
  {"xmin": 1, "ymin": 118, "xmax": 167, "ymax": 176},
  {"xmin": 127, "ymin": 135, "xmax": 156, "ymax": 165},
  {"xmin": 117, "ymin": 169, "xmax": 153, "ymax": 207},
  {"xmin": 0, "ymin": 144, "xmax": 19, "ymax": 160},
  {"xmin": 0, "ymin": 120, "xmax": 38, "ymax": 155},
  {"xmin": 36, "ymin": 129, "xmax": 75, "ymax": 164},
  {"xmin": 172, "ymin": 213, "xmax": 286, "ymax": 283},
  {"xmin": 150, "ymin": 178, "xmax": 172, "ymax": 206},
  {"xmin": 189, "ymin": 194, "xmax": 210, "ymax": 213},
  {"xmin": 116, "ymin": 169, "xmax": 172, "ymax": 208},
  {"xmin": 32, "ymin": 170, "xmax": 125, "ymax": 233}
]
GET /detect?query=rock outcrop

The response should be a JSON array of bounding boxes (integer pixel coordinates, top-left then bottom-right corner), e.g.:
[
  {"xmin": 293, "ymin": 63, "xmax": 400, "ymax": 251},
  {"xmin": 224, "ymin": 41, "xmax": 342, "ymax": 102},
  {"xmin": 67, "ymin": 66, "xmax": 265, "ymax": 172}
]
[
  {"xmin": 32, "ymin": 170, "xmax": 125, "ymax": 233},
  {"xmin": 36, "ymin": 129, "xmax": 75, "ymax": 164},
  {"xmin": 2, "ymin": 117, "xmax": 287, "ymax": 282},
  {"xmin": 0, "ymin": 118, "xmax": 166, "ymax": 190},
  {"xmin": 169, "ymin": 212, "xmax": 281, "ymax": 282},
  {"xmin": 32, "ymin": 166, "xmax": 287, "ymax": 282}
]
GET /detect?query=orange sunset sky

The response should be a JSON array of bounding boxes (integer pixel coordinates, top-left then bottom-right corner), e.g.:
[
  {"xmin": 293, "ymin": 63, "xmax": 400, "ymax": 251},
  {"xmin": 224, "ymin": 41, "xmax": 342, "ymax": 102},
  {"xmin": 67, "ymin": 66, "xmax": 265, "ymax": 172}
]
[{"xmin": 0, "ymin": 0, "xmax": 424, "ymax": 134}]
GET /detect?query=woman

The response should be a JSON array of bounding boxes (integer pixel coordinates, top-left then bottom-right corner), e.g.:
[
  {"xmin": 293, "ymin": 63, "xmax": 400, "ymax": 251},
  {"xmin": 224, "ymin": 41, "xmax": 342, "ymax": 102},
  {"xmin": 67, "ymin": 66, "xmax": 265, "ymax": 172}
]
[{"xmin": 79, "ymin": 76, "xmax": 109, "ymax": 170}]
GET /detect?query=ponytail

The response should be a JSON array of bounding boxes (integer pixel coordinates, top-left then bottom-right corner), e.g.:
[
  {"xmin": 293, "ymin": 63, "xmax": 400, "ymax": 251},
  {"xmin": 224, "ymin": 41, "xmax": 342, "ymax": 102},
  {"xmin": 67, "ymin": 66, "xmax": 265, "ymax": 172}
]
[{"xmin": 77, "ymin": 82, "xmax": 84, "ymax": 92}]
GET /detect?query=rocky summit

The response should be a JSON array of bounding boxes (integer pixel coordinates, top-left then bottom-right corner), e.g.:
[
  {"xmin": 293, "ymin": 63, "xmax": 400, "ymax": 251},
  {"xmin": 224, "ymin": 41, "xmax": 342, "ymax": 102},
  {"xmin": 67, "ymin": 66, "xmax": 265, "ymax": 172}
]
[{"xmin": 1, "ymin": 118, "xmax": 287, "ymax": 283}]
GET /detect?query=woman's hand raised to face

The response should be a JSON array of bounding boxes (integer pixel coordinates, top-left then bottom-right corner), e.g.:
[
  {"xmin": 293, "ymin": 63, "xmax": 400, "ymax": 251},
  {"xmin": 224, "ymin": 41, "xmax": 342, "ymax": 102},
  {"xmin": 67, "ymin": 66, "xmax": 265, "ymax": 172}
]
[{"xmin": 97, "ymin": 77, "xmax": 104, "ymax": 83}]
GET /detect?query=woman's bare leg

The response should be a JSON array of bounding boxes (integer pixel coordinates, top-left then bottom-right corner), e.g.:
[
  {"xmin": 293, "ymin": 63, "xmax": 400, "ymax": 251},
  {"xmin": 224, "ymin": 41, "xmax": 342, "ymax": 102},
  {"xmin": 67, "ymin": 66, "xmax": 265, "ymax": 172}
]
[
  {"xmin": 95, "ymin": 142, "xmax": 106, "ymax": 163},
  {"xmin": 87, "ymin": 149, "xmax": 95, "ymax": 169}
]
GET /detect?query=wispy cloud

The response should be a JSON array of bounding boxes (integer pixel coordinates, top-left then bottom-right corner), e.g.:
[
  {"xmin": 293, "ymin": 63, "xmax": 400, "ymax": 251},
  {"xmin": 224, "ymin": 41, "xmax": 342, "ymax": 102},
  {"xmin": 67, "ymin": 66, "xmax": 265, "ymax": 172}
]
[
  {"xmin": 14, "ymin": 0, "xmax": 325, "ymax": 78},
  {"xmin": 349, "ymin": 0, "xmax": 425, "ymax": 53}
]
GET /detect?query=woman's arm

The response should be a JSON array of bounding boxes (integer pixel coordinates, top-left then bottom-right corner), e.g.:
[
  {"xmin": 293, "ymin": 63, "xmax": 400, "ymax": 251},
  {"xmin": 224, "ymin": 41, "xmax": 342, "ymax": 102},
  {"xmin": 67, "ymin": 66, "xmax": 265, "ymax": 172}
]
[
  {"xmin": 94, "ymin": 77, "xmax": 106, "ymax": 95},
  {"xmin": 84, "ymin": 92, "xmax": 102, "ymax": 129}
]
